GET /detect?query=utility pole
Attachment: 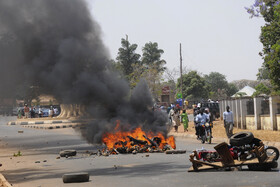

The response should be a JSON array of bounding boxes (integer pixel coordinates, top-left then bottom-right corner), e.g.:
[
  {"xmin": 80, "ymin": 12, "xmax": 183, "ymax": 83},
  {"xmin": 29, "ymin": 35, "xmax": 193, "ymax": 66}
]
[{"xmin": 180, "ymin": 43, "xmax": 183, "ymax": 98}]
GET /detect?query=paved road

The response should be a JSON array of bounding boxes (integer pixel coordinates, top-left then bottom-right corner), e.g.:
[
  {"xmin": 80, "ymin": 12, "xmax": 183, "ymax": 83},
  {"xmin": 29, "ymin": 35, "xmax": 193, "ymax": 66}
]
[{"xmin": 0, "ymin": 116, "xmax": 279, "ymax": 187}]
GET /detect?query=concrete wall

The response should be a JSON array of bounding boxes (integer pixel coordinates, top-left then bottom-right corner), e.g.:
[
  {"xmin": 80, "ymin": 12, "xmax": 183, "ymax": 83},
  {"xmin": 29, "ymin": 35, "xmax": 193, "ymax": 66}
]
[
  {"xmin": 245, "ymin": 115, "xmax": 255, "ymax": 130},
  {"xmin": 277, "ymin": 114, "xmax": 280, "ymax": 131},
  {"xmin": 260, "ymin": 115, "xmax": 271, "ymax": 130},
  {"xmin": 222, "ymin": 96, "xmax": 280, "ymax": 131}
]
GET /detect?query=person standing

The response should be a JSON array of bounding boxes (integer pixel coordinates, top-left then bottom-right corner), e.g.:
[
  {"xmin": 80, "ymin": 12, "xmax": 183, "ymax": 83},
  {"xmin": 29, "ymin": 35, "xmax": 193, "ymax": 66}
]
[
  {"xmin": 223, "ymin": 106, "xmax": 234, "ymax": 138},
  {"xmin": 24, "ymin": 104, "xmax": 29, "ymax": 118},
  {"xmin": 173, "ymin": 109, "xmax": 181, "ymax": 132},
  {"xmin": 181, "ymin": 109, "xmax": 189, "ymax": 132}
]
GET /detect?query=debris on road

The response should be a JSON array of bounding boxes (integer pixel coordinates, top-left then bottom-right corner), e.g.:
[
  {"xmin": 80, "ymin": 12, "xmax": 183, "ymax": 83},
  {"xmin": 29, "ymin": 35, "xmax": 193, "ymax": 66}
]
[
  {"xmin": 35, "ymin": 161, "xmax": 40, "ymax": 163},
  {"xmin": 18, "ymin": 131, "xmax": 24, "ymax": 133},
  {"xmin": 188, "ymin": 132, "xmax": 279, "ymax": 172},
  {"xmin": 13, "ymin": 151, "xmax": 22, "ymax": 157},
  {"xmin": 62, "ymin": 172, "xmax": 89, "ymax": 183},
  {"xmin": 56, "ymin": 157, "xmax": 60, "ymax": 159},
  {"xmin": 59, "ymin": 150, "xmax": 77, "ymax": 157},
  {"xmin": 165, "ymin": 150, "xmax": 186, "ymax": 154}
]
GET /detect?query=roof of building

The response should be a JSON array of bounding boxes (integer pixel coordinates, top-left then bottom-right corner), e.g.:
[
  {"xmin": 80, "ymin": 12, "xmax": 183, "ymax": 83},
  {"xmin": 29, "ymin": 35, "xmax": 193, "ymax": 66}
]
[{"xmin": 232, "ymin": 86, "xmax": 256, "ymax": 97}]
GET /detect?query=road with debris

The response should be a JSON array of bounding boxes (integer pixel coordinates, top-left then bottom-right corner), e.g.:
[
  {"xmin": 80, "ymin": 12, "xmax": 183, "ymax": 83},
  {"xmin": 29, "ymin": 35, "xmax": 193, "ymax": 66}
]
[{"xmin": 0, "ymin": 116, "xmax": 279, "ymax": 187}]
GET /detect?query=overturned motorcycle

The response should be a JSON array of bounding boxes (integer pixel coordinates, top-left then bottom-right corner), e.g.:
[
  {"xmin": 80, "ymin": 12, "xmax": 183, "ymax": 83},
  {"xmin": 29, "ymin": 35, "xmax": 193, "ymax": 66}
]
[{"xmin": 188, "ymin": 132, "xmax": 279, "ymax": 172}]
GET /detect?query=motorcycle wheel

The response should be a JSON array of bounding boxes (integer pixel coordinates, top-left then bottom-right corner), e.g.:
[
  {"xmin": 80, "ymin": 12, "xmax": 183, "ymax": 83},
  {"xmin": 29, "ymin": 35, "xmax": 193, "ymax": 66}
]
[
  {"xmin": 265, "ymin": 146, "xmax": 279, "ymax": 161},
  {"xmin": 205, "ymin": 130, "xmax": 212, "ymax": 144},
  {"xmin": 201, "ymin": 135, "xmax": 205, "ymax": 144}
]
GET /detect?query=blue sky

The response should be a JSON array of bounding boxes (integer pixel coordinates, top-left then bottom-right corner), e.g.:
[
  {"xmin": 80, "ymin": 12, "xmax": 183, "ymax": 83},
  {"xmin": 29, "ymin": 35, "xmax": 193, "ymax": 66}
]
[{"xmin": 87, "ymin": 0, "xmax": 265, "ymax": 82}]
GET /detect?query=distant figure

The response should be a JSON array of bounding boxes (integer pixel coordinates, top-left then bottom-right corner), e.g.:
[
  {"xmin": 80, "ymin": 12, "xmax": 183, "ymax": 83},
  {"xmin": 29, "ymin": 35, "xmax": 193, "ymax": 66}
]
[
  {"xmin": 24, "ymin": 104, "xmax": 29, "ymax": 118},
  {"xmin": 17, "ymin": 108, "xmax": 22, "ymax": 119},
  {"xmin": 30, "ymin": 107, "xmax": 35, "ymax": 118},
  {"xmin": 49, "ymin": 106, "xmax": 54, "ymax": 117},
  {"xmin": 53, "ymin": 107, "xmax": 59, "ymax": 116},
  {"xmin": 38, "ymin": 107, "xmax": 42, "ymax": 118},
  {"xmin": 223, "ymin": 106, "xmax": 234, "ymax": 138},
  {"xmin": 181, "ymin": 109, "xmax": 189, "ymax": 132},
  {"xmin": 173, "ymin": 109, "xmax": 181, "ymax": 132},
  {"xmin": 168, "ymin": 107, "xmax": 175, "ymax": 125}
]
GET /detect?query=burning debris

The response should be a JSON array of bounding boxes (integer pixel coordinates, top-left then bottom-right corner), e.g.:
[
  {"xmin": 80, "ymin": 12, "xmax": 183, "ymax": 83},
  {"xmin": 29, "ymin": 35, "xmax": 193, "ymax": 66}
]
[{"xmin": 101, "ymin": 122, "xmax": 176, "ymax": 154}]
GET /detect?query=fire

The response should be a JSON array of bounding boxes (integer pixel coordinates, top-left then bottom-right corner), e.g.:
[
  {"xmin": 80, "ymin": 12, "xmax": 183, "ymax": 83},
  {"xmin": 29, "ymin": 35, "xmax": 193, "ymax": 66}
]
[{"xmin": 102, "ymin": 121, "xmax": 176, "ymax": 153}]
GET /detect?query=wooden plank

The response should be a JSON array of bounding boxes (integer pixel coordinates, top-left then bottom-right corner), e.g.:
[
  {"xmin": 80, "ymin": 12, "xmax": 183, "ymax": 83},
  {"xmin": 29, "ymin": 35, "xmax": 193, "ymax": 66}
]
[
  {"xmin": 188, "ymin": 165, "xmax": 217, "ymax": 172},
  {"xmin": 214, "ymin": 142, "xmax": 234, "ymax": 166},
  {"xmin": 191, "ymin": 159, "xmax": 224, "ymax": 168}
]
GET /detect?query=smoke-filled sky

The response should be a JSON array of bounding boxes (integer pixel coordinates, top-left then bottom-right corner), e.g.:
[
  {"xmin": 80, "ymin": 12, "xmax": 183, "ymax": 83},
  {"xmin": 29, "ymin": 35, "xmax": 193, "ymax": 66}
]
[
  {"xmin": 0, "ymin": 0, "xmax": 168, "ymax": 143},
  {"xmin": 88, "ymin": 0, "xmax": 265, "ymax": 82}
]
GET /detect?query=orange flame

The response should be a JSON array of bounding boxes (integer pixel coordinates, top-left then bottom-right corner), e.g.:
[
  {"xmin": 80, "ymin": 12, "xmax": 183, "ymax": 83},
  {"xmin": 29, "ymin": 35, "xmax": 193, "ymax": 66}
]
[{"xmin": 102, "ymin": 121, "xmax": 176, "ymax": 150}]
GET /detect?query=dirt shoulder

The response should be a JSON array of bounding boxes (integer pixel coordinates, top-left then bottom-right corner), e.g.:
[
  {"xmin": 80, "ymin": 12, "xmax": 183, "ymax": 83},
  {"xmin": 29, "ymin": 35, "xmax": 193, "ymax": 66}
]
[{"xmin": 171, "ymin": 119, "xmax": 280, "ymax": 143}]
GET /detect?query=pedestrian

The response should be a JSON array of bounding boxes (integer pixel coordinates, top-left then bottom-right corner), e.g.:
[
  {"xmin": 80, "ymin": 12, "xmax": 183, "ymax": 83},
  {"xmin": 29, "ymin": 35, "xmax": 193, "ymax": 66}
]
[
  {"xmin": 173, "ymin": 109, "xmax": 181, "ymax": 132},
  {"xmin": 169, "ymin": 107, "xmax": 175, "ymax": 128},
  {"xmin": 181, "ymin": 109, "xmax": 189, "ymax": 132},
  {"xmin": 49, "ymin": 106, "xmax": 54, "ymax": 117},
  {"xmin": 17, "ymin": 107, "xmax": 22, "ymax": 119},
  {"xmin": 38, "ymin": 106, "xmax": 42, "ymax": 118},
  {"xmin": 24, "ymin": 104, "xmax": 29, "ymax": 118},
  {"xmin": 53, "ymin": 107, "xmax": 58, "ymax": 116},
  {"xmin": 223, "ymin": 106, "xmax": 234, "ymax": 138}
]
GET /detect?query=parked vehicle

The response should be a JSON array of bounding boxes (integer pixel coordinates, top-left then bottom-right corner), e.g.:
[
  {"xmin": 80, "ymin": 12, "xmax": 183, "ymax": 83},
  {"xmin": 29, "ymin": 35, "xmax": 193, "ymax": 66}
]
[{"xmin": 201, "ymin": 102, "xmax": 220, "ymax": 119}]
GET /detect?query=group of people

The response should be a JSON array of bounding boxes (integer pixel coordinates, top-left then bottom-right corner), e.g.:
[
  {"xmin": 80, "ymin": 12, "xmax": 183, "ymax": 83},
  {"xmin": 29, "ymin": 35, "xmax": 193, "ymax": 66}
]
[
  {"xmin": 168, "ymin": 104, "xmax": 189, "ymax": 132},
  {"xmin": 18, "ymin": 104, "xmax": 59, "ymax": 119}
]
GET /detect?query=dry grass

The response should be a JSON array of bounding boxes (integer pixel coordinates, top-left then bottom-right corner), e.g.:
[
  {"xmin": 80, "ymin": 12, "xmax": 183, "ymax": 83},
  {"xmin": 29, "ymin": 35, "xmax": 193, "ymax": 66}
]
[{"xmin": 175, "ymin": 120, "xmax": 280, "ymax": 142}]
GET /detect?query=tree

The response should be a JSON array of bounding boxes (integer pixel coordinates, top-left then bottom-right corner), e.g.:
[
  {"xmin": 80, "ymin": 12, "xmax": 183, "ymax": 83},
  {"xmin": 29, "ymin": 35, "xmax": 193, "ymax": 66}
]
[
  {"xmin": 246, "ymin": 0, "xmax": 280, "ymax": 90},
  {"xmin": 226, "ymin": 83, "xmax": 238, "ymax": 97},
  {"xmin": 204, "ymin": 72, "xmax": 228, "ymax": 93},
  {"xmin": 116, "ymin": 38, "xmax": 141, "ymax": 79},
  {"xmin": 141, "ymin": 42, "xmax": 166, "ymax": 73},
  {"xmin": 178, "ymin": 71, "xmax": 209, "ymax": 101},
  {"xmin": 252, "ymin": 83, "xmax": 271, "ymax": 96}
]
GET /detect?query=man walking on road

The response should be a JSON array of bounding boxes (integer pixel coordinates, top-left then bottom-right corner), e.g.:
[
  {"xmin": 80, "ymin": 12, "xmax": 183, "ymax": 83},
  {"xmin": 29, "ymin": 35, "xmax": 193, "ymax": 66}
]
[{"xmin": 223, "ymin": 106, "xmax": 234, "ymax": 138}]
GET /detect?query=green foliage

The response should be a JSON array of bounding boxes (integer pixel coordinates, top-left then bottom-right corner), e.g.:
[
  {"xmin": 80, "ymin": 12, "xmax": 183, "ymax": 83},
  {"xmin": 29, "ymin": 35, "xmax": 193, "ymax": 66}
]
[
  {"xmin": 116, "ymin": 38, "xmax": 141, "ymax": 79},
  {"xmin": 226, "ymin": 83, "xmax": 238, "ymax": 97},
  {"xmin": 252, "ymin": 83, "xmax": 271, "ymax": 96},
  {"xmin": 257, "ymin": 65, "xmax": 270, "ymax": 80},
  {"xmin": 178, "ymin": 71, "xmax": 209, "ymax": 101},
  {"xmin": 204, "ymin": 72, "xmax": 238, "ymax": 99},
  {"xmin": 141, "ymin": 42, "xmax": 166, "ymax": 73},
  {"xmin": 256, "ymin": 1, "xmax": 280, "ymax": 91}
]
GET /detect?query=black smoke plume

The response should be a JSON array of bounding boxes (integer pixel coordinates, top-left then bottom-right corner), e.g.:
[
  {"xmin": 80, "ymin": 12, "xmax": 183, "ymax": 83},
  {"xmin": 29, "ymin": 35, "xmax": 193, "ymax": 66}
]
[{"xmin": 0, "ymin": 0, "xmax": 168, "ymax": 143}]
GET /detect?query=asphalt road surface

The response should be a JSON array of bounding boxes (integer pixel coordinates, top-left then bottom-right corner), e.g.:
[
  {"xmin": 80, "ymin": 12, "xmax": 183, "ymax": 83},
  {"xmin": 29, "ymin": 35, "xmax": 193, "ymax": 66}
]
[{"xmin": 0, "ymin": 116, "xmax": 279, "ymax": 187}]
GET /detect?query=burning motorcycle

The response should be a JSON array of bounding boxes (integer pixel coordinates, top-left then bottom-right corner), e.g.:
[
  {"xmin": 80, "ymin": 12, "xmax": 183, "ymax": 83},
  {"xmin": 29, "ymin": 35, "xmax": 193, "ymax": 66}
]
[{"xmin": 196, "ymin": 132, "xmax": 279, "ymax": 170}]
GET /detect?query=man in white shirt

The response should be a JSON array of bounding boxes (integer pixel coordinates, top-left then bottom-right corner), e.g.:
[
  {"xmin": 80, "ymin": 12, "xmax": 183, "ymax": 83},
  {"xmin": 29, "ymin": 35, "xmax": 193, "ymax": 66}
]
[{"xmin": 223, "ymin": 106, "xmax": 234, "ymax": 138}]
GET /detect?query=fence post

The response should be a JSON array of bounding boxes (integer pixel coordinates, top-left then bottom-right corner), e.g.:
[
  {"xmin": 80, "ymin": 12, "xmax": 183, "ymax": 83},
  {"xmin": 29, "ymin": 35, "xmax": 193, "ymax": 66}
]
[
  {"xmin": 235, "ymin": 99, "xmax": 241, "ymax": 128},
  {"xmin": 269, "ymin": 96, "xmax": 280, "ymax": 130},
  {"xmin": 254, "ymin": 97, "xmax": 262, "ymax": 130},
  {"xmin": 240, "ymin": 98, "xmax": 249, "ymax": 129}
]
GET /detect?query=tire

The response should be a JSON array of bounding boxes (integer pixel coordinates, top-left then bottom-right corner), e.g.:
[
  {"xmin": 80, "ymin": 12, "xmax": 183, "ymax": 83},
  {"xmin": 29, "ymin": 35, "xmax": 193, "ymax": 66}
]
[
  {"xmin": 205, "ymin": 129, "xmax": 212, "ymax": 144},
  {"xmin": 265, "ymin": 146, "xmax": 279, "ymax": 161},
  {"xmin": 201, "ymin": 135, "xmax": 205, "ymax": 144},
  {"xmin": 59, "ymin": 150, "xmax": 77, "ymax": 157},
  {"xmin": 229, "ymin": 132, "xmax": 254, "ymax": 146},
  {"xmin": 62, "ymin": 172, "xmax": 89, "ymax": 183},
  {"xmin": 248, "ymin": 162, "xmax": 276, "ymax": 171}
]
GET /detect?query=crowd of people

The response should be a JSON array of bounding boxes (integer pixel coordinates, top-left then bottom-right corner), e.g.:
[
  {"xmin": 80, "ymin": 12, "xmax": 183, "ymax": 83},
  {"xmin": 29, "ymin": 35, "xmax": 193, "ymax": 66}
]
[
  {"xmin": 167, "ymin": 104, "xmax": 189, "ymax": 132},
  {"xmin": 18, "ymin": 104, "xmax": 59, "ymax": 119}
]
